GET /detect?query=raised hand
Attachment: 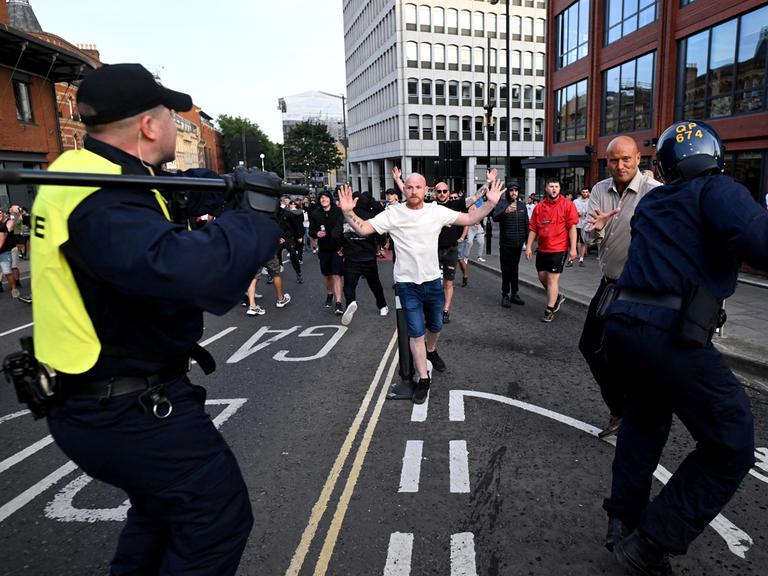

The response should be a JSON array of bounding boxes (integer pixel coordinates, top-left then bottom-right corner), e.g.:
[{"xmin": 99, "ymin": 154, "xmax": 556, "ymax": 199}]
[
  {"xmin": 485, "ymin": 179, "xmax": 504, "ymax": 205},
  {"xmin": 392, "ymin": 166, "xmax": 402, "ymax": 182},
  {"xmin": 337, "ymin": 183, "xmax": 357, "ymax": 213},
  {"xmin": 585, "ymin": 206, "xmax": 620, "ymax": 232}
]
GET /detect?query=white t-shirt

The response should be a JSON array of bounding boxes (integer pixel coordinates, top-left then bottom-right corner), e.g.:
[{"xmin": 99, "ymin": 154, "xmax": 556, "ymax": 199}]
[
  {"xmin": 369, "ymin": 202, "xmax": 459, "ymax": 283},
  {"xmin": 573, "ymin": 197, "xmax": 589, "ymax": 229}
]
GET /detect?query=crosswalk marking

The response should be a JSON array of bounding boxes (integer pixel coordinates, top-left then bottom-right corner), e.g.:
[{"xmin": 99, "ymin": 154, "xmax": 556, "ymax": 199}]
[
  {"xmin": 450, "ymin": 533, "xmax": 478, "ymax": 576},
  {"xmin": 383, "ymin": 532, "xmax": 413, "ymax": 576},
  {"xmin": 449, "ymin": 440, "xmax": 470, "ymax": 493},
  {"xmin": 398, "ymin": 441, "xmax": 423, "ymax": 493}
]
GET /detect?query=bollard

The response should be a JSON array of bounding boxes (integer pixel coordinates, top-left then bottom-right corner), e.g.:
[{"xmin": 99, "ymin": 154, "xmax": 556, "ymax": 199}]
[
  {"xmin": 387, "ymin": 286, "xmax": 416, "ymax": 399},
  {"xmin": 485, "ymin": 217, "xmax": 493, "ymax": 255}
]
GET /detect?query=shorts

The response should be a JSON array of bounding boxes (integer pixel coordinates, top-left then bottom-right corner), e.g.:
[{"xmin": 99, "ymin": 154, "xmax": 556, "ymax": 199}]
[
  {"xmin": 11, "ymin": 246, "xmax": 19, "ymax": 269},
  {"xmin": 262, "ymin": 254, "xmax": 281, "ymax": 277},
  {"xmin": 536, "ymin": 251, "xmax": 567, "ymax": 274},
  {"xmin": 396, "ymin": 278, "xmax": 445, "ymax": 338},
  {"xmin": 0, "ymin": 251, "xmax": 12, "ymax": 275},
  {"xmin": 318, "ymin": 251, "xmax": 344, "ymax": 276},
  {"xmin": 457, "ymin": 239, "xmax": 468, "ymax": 260},
  {"xmin": 438, "ymin": 246, "xmax": 459, "ymax": 281}
]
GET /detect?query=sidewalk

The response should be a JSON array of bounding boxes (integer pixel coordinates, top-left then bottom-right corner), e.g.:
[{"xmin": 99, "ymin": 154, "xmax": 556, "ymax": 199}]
[{"xmin": 470, "ymin": 229, "xmax": 768, "ymax": 378}]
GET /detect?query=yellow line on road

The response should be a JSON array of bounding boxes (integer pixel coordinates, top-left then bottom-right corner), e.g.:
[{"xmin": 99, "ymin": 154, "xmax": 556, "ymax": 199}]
[
  {"xmin": 285, "ymin": 330, "xmax": 398, "ymax": 576},
  {"xmin": 313, "ymin": 342, "xmax": 400, "ymax": 575}
]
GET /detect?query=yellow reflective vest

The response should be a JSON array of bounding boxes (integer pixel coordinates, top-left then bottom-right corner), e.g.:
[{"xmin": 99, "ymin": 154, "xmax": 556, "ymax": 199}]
[{"xmin": 31, "ymin": 149, "xmax": 170, "ymax": 374}]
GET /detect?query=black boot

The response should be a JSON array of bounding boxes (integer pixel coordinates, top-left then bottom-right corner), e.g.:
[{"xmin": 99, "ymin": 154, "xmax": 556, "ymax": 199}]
[
  {"xmin": 605, "ymin": 516, "xmax": 632, "ymax": 551},
  {"xmin": 614, "ymin": 530, "xmax": 674, "ymax": 576}
]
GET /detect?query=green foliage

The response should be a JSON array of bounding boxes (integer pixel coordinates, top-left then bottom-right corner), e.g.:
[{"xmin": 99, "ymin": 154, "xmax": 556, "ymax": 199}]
[
  {"xmin": 283, "ymin": 121, "xmax": 343, "ymax": 178},
  {"xmin": 217, "ymin": 114, "xmax": 282, "ymax": 176}
]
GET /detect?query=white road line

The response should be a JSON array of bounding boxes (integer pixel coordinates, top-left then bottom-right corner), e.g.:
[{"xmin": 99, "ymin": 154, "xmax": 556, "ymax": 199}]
[
  {"xmin": 0, "ymin": 409, "xmax": 31, "ymax": 424},
  {"xmin": 449, "ymin": 440, "xmax": 470, "ymax": 494},
  {"xmin": 199, "ymin": 326, "xmax": 237, "ymax": 346},
  {"xmin": 0, "ymin": 461, "xmax": 79, "ymax": 523},
  {"xmin": 398, "ymin": 441, "xmax": 423, "ymax": 493},
  {"xmin": 410, "ymin": 395, "xmax": 428, "ymax": 422},
  {"xmin": 0, "ymin": 322, "xmax": 33, "ymax": 338},
  {"xmin": 0, "ymin": 435, "xmax": 54, "ymax": 474},
  {"xmin": 450, "ymin": 532, "xmax": 478, "ymax": 576},
  {"xmin": 383, "ymin": 532, "xmax": 414, "ymax": 576},
  {"xmin": 449, "ymin": 390, "xmax": 753, "ymax": 559}
]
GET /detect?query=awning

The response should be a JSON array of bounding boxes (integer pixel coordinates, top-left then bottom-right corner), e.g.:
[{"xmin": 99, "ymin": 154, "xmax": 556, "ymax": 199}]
[
  {"xmin": 521, "ymin": 154, "xmax": 592, "ymax": 170},
  {"xmin": 0, "ymin": 25, "xmax": 96, "ymax": 83}
]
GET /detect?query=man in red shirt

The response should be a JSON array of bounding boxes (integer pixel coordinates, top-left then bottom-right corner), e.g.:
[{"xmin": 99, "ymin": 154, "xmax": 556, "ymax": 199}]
[{"xmin": 525, "ymin": 178, "xmax": 578, "ymax": 322}]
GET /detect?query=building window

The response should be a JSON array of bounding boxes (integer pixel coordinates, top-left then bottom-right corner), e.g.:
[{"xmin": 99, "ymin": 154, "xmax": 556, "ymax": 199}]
[
  {"xmin": 409, "ymin": 114, "xmax": 420, "ymax": 139},
  {"xmin": 447, "ymin": 8, "xmax": 458, "ymax": 34},
  {"xmin": 421, "ymin": 79, "xmax": 432, "ymax": 105},
  {"xmin": 434, "ymin": 44, "xmax": 446, "ymax": 70},
  {"xmin": 406, "ymin": 42, "xmax": 418, "ymax": 68},
  {"xmin": 606, "ymin": 0, "xmax": 657, "ymax": 45},
  {"xmin": 487, "ymin": 13, "xmax": 497, "ymax": 38},
  {"xmin": 556, "ymin": 0, "xmax": 589, "ymax": 69},
  {"xmin": 536, "ymin": 52, "xmax": 545, "ymax": 76},
  {"xmin": 500, "ymin": 49, "xmax": 508, "ymax": 74},
  {"xmin": 523, "ymin": 118, "xmax": 533, "ymax": 141},
  {"xmin": 535, "ymin": 86, "xmax": 544, "ymax": 109},
  {"xmin": 489, "ymin": 48, "xmax": 498, "ymax": 73},
  {"xmin": 554, "ymin": 79, "xmax": 588, "ymax": 142},
  {"xmin": 448, "ymin": 45, "xmax": 459, "ymax": 71},
  {"xmin": 436, "ymin": 115, "xmax": 447, "ymax": 140},
  {"xmin": 535, "ymin": 18, "xmax": 546, "ymax": 43},
  {"xmin": 723, "ymin": 150, "xmax": 765, "ymax": 205},
  {"xmin": 523, "ymin": 17, "xmax": 534, "ymax": 42},
  {"xmin": 462, "ymin": 115, "xmax": 473, "ymax": 140},
  {"xmin": 462, "ymin": 81, "xmax": 472, "ymax": 106},
  {"xmin": 475, "ymin": 82, "xmax": 485, "ymax": 106},
  {"xmin": 461, "ymin": 46, "xmax": 472, "ymax": 72},
  {"xmin": 474, "ymin": 116, "xmax": 484, "ymax": 140},
  {"xmin": 422, "ymin": 115, "xmax": 433, "ymax": 140},
  {"xmin": 460, "ymin": 10, "xmax": 472, "ymax": 36},
  {"xmin": 419, "ymin": 5, "xmax": 431, "ymax": 32},
  {"xmin": 511, "ymin": 16, "xmax": 521, "ymax": 41},
  {"xmin": 420, "ymin": 43, "xmax": 432, "ymax": 68},
  {"xmin": 511, "ymin": 84, "xmax": 521, "ymax": 108},
  {"xmin": 523, "ymin": 85, "xmax": 533, "ymax": 109},
  {"xmin": 677, "ymin": 5, "xmax": 768, "ymax": 120},
  {"xmin": 435, "ymin": 80, "xmax": 446, "ymax": 105},
  {"xmin": 474, "ymin": 46, "xmax": 485, "ymax": 72},
  {"xmin": 405, "ymin": 4, "xmax": 417, "ymax": 31},
  {"xmin": 14, "ymin": 79, "xmax": 34, "ymax": 123},
  {"xmin": 499, "ymin": 116, "xmax": 508, "ymax": 140},
  {"xmin": 449, "ymin": 116, "xmax": 460, "ymax": 140},
  {"xmin": 408, "ymin": 78, "xmax": 419, "ymax": 104},
  {"xmin": 603, "ymin": 52, "xmax": 655, "ymax": 134},
  {"xmin": 500, "ymin": 84, "xmax": 508, "ymax": 106},
  {"xmin": 434, "ymin": 6, "xmax": 445, "ymax": 33},
  {"xmin": 535, "ymin": 118, "xmax": 544, "ymax": 141},
  {"xmin": 523, "ymin": 51, "xmax": 533, "ymax": 75},
  {"xmin": 511, "ymin": 117, "xmax": 521, "ymax": 141},
  {"xmin": 449, "ymin": 81, "xmax": 459, "ymax": 105},
  {"xmin": 511, "ymin": 50, "xmax": 521, "ymax": 75},
  {"xmin": 489, "ymin": 83, "xmax": 497, "ymax": 106}
]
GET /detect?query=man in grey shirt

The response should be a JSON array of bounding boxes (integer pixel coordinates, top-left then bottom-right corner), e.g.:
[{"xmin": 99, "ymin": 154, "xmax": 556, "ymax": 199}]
[{"xmin": 579, "ymin": 136, "xmax": 661, "ymax": 439}]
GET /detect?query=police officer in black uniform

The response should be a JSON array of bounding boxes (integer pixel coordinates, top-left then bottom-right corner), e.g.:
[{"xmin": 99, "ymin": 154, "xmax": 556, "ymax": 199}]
[
  {"xmin": 602, "ymin": 120, "xmax": 768, "ymax": 575},
  {"xmin": 31, "ymin": 64, "xmax": 280, "ymax": 575}
]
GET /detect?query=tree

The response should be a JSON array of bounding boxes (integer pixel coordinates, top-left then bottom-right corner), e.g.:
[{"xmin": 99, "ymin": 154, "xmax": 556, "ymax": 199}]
[
  {"xmin": 283, "ymin": 121, "xmax": 343, "ymax": 184},
  {"xmin": 217, "ymin": 115, "xmax": 281, "ymax": 176}
]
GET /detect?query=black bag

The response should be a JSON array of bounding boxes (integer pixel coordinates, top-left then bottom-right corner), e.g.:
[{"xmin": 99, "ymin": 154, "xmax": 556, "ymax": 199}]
[{"xmin": 677, "ymin": 285, "xmax": 721, "ymax": 348}]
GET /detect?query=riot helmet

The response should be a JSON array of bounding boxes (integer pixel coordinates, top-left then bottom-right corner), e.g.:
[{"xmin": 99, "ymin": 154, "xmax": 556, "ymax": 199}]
[{"xmin": 654, "ymin": 120, "xmax": 724, "ymax": 183}]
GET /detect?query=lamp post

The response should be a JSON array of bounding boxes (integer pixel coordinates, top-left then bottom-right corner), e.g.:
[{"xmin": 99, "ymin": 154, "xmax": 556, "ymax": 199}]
[
  {"xmin": 489, "ymin": 0, "xmax": 510, "ymax": 177},
  {"xmin": 277, "ymin": 98, "xmax": 288, "ymax": 181},
  {"xmin": 259, "ymin": 153, "xmax": 265, "ymax": 171}
]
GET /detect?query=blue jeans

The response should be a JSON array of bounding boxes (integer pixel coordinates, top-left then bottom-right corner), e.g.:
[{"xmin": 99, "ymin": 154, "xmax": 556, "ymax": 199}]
[{"xmin": 396, "ymin": 278, "xmax": 445, "ymax": 338}]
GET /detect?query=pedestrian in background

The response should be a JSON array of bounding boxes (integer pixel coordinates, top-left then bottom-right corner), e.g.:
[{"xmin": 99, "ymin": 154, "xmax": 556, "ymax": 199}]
[
  {"xmin": 492, "ymin": 180, "xmax": 528, "ymax": 307},
  {"xmin": 309, "ymin": 190, "xmax": 345, "ymax": 314},
  {"xmin": 571, "ymin": 187, "xmax": 591, "ymax": 267}
]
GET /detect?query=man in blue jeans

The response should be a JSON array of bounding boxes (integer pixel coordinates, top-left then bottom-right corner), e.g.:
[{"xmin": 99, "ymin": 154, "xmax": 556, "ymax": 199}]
[{"xmin": 338, "ymin": 174, "xmax": 503, "ymax": 403}]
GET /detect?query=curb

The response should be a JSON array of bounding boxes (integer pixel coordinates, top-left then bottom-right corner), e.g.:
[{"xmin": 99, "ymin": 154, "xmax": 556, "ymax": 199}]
[{"xmin": 470, "ymin": 260, "xmax": 767, "ymax": 379}]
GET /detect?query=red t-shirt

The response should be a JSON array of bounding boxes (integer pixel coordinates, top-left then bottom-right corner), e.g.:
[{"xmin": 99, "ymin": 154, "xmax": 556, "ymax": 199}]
[{"xmin": 529, "ymin": 196, "xmax": 579, "ymax": 253}]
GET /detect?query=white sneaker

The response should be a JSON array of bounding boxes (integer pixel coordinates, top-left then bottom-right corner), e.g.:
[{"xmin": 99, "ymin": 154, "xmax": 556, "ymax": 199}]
[
  {"xmin": 276, "ymin": 293, "xmax": 291, "ymax": 307},
  {"xmin": 341, "ymin": 301, "xmax": 358, "ymax": 326},
  {"xmin": 255, "ymin": 292, "xmax": 264, "ymax": 299},
  {"xmin": 379, "ymin": 306, "xmax": 389, "ymax": 317},
  {"xmin": 477, "ymin": 257, "xmax": 486, "ymax": 262},
  {"xmin": 246, "ymin": 305, "xmax": 265, "ymax": 316},
  {"xmin": 11, "ymin": 288, "xmax": 20, "ymax": 299}
]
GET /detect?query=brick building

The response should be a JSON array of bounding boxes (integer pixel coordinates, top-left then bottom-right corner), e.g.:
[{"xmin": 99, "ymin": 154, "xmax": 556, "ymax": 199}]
[{"xmin": 525, "ymin": 0, "xmax": 768, "ymax": 206}]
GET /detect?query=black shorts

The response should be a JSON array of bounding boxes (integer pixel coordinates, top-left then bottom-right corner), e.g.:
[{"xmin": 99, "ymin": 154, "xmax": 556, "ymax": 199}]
[
  {"xmin": 536, "ymin": 251, "xmax": 567, "ymax": 274},
  {"xmin": 438, "ymin": 246, "xmax": 459, "ymax": 281},
  {"xmin": 319, "ymin": 251, "xmax": 344, "ymax": 276}
]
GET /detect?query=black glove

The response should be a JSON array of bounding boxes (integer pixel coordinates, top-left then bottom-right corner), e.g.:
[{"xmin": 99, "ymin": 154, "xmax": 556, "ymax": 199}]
[{"xmin": 223, "ymin": 167, "xmax": 283, "ymax": 214}]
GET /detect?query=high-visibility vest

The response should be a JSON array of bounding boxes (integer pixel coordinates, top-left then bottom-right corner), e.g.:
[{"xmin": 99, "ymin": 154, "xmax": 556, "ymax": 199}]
[{"xmin": 31, "ymin": 149, "xmax": 170, "ymax": 373}]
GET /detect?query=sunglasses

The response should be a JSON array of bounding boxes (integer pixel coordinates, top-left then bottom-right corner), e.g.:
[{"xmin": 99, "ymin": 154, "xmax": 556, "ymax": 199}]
[{"xmin": 435, "ymin": 189, "xmax": 449, "ymax": 194}]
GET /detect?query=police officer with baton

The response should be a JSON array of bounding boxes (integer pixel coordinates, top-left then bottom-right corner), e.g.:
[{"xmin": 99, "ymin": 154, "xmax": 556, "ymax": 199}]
[
  {"xmin": 5, "ymin": 63, "xmax": 280, "ymax": 575},
  {"xmin": 602, "ymin": 120, "xmax": 768, "ymax": 575}
]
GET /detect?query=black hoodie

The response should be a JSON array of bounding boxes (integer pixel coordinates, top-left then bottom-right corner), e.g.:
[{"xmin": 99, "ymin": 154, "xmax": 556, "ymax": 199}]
[{"xmin": 309, "ymin": 193, "xmax": 344, "ymax": 252}]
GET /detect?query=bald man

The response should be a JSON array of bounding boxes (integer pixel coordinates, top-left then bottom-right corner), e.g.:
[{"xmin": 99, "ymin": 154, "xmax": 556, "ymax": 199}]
[
  {"xmin": 338, "ymin": 174, "xmax": 504, "ymax": 404},
  {"xmin": 579, "ymin": 136, "xmax": 661, "ymax": 446}
]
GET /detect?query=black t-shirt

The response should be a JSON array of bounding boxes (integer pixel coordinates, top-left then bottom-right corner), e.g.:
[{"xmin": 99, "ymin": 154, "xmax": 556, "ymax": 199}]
[{"xmin": 437, "ymin": 198, "xmax": 468, "ymax": 248}]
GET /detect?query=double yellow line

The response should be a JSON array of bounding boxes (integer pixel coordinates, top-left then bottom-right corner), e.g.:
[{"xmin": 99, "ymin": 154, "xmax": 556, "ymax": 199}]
[{"xmin": 286, "ymin": 329, "xmax": 400, "ymax": 576}]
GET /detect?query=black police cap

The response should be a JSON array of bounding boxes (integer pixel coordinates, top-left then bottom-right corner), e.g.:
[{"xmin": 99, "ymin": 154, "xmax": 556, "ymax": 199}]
[{"xmin": 77, "ymin": 63, "xmax": 193, "ymax": 126}]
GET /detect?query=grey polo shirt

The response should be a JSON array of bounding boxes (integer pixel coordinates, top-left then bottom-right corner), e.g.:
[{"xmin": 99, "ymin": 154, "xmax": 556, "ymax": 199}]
[{"xmin": 585, "ymin": 171, "xmax": 661, "ymax": 281}]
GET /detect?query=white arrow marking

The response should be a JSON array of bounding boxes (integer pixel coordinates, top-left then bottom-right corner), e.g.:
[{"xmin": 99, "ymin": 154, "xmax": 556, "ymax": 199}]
[
  {"xmin": 398, "ymin": 441, "xmax": 423, "ymax": 493},
  {"xmin": 191, "ymin": 327, "xmax": 238, "ymax": 365},
  {"xmin": 450, "ymin": 532, "xmax": 478, "ymax": 576},
  {"xmin": 0, "ymin": 409, "xmax": 31, "ymax": 424},
  {"xmin": 383, "ymin": 532, "xmax": 414, "ymax": 576},
  {"xmin": 0, "ymin": 435, "xmax": 55, "ymax": 474},
  {"xmin": 43, "ymin": 399, "xmax": 248, "ymax": 523},
  {"xmin": 273, "ymin": 325, "xmax": 347, "ymax": 362},
  {"xmin": 450, "ymin": 440, "xmax": 470, "ymax": 494},
  {"xmin": 0, "ymin": 461, "xmax": 79, "ymax": 523},
  {"xmin": 749, "ymin": 447, "xmax": 768, "ymax": 484},
  {"xmin": 449, "ymin": 390, "xmax": 753, "ymax": 559},
  {"xmin": 226, "ymin": 326, "xmax": 299, "ymax": 363}
]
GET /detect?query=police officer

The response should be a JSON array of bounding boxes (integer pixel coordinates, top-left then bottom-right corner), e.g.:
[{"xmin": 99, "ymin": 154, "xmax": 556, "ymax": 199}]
[
  {"xmin": 602, "ymin": 120, "xmax": 768, "ymax": 575},
  {"xmin": 31, "ymin": 64, "xmax": 279, "ymax": 574}
]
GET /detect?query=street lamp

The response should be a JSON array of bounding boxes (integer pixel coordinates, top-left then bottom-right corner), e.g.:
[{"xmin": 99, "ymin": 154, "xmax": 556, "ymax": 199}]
[
  {"xmin": 277, "ymin": 98, "xmax": 288, "ymax": 181},
  {"xmin": 489, "ymin": 0, "xmax": 510, "ymax": 176},
  {"xmin": 259, "ymin": 153, "xmax": 265, "ymax": 171}
]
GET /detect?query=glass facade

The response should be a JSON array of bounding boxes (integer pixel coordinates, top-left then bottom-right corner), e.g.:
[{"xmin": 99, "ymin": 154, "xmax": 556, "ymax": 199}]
[
  {"xmin": 724, "ymin": 150, "xmax": 766, "ymax": 205},
  {"xmin": 678, "ymin": 5, "xmax": 768, "ymax": 119},
  {"xmin": 555, "ymin": 0, "xmax": 589, "ymax": 69},
  {"xmin": 554, "ymin": 79, "xmax": 588, "ymax": 142},
  {"xmin": 603, "ymin": 52, "xmax": 655, "ymax": 134},
  {"xmin": 606, "ymin": 0, "xmax": 657, "ymax": 45}
]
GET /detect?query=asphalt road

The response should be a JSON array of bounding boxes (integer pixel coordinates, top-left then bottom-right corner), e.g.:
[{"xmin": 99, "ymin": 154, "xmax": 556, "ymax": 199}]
[{"xmin": 1, "ymin": 256, "xmax": 766, "ymax": 576}]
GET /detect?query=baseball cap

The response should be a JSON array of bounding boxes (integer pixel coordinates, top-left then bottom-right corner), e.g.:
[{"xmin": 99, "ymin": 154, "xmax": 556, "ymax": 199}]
[
  {"xmin": 77, "ymin": 63, "xmax": 193, "ymax": 126},
  {"xmin": 505, "ymin": 179, "xmax": 520, "ymax": 190}
]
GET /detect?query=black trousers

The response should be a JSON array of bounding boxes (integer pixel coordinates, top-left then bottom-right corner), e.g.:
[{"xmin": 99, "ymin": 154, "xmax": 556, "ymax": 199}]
[
  {"xmin": 343, "ymin": 258, "xmax": 387, "ymax": 309},
  {"xmin": 278, "ymin": 239, "xmax": 301, "ymax": 275},
  {"xmin": 578, "ymin": 276, "xmax": 625, "ymax": 418},
  {"xmin": 499, "ymin": 244, "xmax": 523, "ymax": 296}
]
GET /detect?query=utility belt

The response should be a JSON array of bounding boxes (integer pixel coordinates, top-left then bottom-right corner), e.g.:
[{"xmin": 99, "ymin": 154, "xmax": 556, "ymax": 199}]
[{"xmin": 597, "ymin": 284, "xmax": 725, "ymax": 349}]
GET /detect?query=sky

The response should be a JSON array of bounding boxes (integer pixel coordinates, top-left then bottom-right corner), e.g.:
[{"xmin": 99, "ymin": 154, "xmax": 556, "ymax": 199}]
[{"xmin": 31, "ymin": 0, "xmax": 348, "ymax": 143}]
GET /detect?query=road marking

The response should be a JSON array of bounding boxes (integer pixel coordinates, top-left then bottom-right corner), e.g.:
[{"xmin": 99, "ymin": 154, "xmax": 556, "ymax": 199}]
[
  {"xmin": 449, "ymin": 390, "xmax": 753, "ymax": 559},
  {"xmin": 227, "ymin": 326, "xmax": 300, "ymax": 363},
  {"xmin": 0, "ymin": 409, "xmax": 31, "ymax": 424},
  {"xmin": 449, "ymin": 440, "xmax": 470, "ymax": 494},
  {"xmin": 286, "ymin": 330, "xmax": 398, "ymax": 576},
  {"xmin": 191, "ymin": 327, "xmax": 238, "ymax": 365},
  {"xmin": 274, "ymin": 325, "xmax": 347, "ymax": 362},
  {"xmin": 398, "ymin": 441, "xmax": 423, "ymax": 493},
  {"xmin": 0, "ymin": 322, "xmax": 33, "ymax": 338},
  {"xmin": 313, "ymin": 342, "xmax": 400, "ymax": 576},
  {"xmin": 0, "ymin": 461, "xmax": 79, "ymax": 523},
  {"xmin": 0, "ymin": 435, "xmax": 54, "ymax": 474},
  {"xmin": 383, "ymin": 532, "xmax": 414, "ymax": 576},
  {"xmin": 410, "ymin": 396, "xmax": 428, "ymax": 422},
  {"xmin": 450, "ymin": 532, "xmax": 478, "ymax": 576},
  {"xmin": 750, "ymin": 447, "xmax": 768, "ymax": 484}
]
